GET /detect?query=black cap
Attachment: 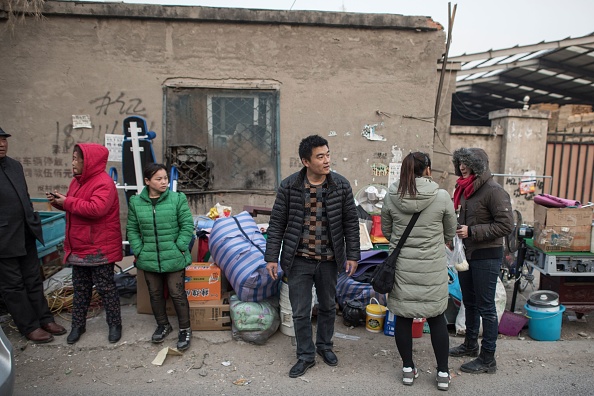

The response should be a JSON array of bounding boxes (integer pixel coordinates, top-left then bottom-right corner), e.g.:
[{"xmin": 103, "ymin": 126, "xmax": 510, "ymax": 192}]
[{"xmin": 0, "ymin": 127, "xmax": 11, "ymax": 138}]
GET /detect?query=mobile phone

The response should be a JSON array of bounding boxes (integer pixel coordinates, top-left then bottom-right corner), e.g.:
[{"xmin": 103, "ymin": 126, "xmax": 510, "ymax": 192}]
[{"xmin": 47, "ymin": 192, "xmax": 58, "ymax": 198}]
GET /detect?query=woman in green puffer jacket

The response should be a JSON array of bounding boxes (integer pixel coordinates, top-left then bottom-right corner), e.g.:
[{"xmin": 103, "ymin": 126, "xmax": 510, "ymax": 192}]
[
  {"xmin": 127, "ymin": 163, "xmax": 195, "ymax": 351},
  {"xmin": 381, "ymin": 152, "xmax": 457, "ymax": 391}
]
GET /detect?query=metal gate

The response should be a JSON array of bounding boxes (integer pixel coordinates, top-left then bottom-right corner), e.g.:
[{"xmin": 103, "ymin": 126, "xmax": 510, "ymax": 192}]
[{"xmin": 544, "ymin": 131, "xmax": 594, "ymax": 204}]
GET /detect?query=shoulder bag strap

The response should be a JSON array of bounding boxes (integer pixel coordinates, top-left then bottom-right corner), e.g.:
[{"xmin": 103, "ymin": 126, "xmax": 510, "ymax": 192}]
[{"xmin": 388, "ymin": 211, "xmax": 421, "ymax": 259}]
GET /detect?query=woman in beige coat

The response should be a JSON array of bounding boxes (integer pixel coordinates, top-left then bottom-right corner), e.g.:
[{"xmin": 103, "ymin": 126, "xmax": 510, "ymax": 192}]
[{"xmin": 381, "ymin": 152, "xmax": 457, "ymax": 391}]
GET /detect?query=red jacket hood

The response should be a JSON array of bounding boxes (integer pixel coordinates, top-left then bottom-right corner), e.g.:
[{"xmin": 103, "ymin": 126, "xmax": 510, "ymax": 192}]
[{"xmin": 75, "ymin": 143, "xmax": 109, "ymax": 184}]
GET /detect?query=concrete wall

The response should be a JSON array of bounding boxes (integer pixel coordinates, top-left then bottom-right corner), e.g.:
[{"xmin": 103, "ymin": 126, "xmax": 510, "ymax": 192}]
[
  {"xmin": 0, "ymin": 1, "xmax": 445, "ymax": 216},
  {"xmin": 490, "ymin": 109, "xmax": 550, "ymax": 224}
]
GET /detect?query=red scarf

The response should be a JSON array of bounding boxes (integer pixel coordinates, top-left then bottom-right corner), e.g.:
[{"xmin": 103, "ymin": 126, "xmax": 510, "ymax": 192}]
[{"xmin": 453, "ymin": 175, "xmax": 476, "ymax": 210}]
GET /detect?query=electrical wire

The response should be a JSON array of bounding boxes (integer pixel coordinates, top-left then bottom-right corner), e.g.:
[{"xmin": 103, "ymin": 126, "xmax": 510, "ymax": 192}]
[
  {"xmin": 452, "ymin": 96, "xmax": 490, "ymax": 121},
  {"xmin": 453, "ymin": 94, "xmax": 490, "ymax": 119}
]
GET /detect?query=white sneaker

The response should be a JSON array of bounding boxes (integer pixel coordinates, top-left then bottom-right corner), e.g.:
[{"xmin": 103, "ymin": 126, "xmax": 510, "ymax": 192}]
[
  {"xmin": 402, "ymin": 367, "xmax": 419, "ymax": 385},
  {"xmin": 437, "ymin": 371, "xmax": 451, "ymax": 391}
]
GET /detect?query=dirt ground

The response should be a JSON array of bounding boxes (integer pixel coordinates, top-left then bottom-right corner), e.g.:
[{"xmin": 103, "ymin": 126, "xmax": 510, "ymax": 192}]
[{"xmin": 4, "ymin": 277, "xmax": 594, "ymax": 396}]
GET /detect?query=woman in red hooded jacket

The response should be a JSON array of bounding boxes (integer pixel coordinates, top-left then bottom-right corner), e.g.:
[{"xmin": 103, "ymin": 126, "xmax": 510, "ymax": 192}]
[{"xmin": 47, "ymin": 143, "xmax": 123, "ymax": 344}]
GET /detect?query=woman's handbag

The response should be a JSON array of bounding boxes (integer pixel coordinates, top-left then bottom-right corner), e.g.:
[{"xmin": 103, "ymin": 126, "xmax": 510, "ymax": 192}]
[{"xmin": 370, "ymin": 212, "xmax": 421, "ymax": 294}]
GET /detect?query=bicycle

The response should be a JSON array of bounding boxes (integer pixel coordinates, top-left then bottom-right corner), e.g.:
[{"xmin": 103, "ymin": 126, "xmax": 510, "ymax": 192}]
[
  {"xmin": 501, "ymin": 209, "xmax": 537, "ymax": 293},
  {"xmin": 501, "ymin": 252, "xmax": 536, "ymax": 292}
]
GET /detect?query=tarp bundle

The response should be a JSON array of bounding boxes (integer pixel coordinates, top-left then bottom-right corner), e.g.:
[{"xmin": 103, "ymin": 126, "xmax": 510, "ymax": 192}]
[
  {"xmin": 209, "ymin": 211, "xmax": 282, "ymax": 302},
  {"xmin": 533, "ymin": 193, "xmax": 581, "ymax": 208},
  {"xmin": 336, "ymin": 271, "xmax": 386, "ymax": 310}
]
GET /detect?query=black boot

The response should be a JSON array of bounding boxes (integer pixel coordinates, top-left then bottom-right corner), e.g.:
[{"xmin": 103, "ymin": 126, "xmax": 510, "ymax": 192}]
[
  {"xmin": 460, "ymin": 349, "xmax": 497, "ymax": 374},
  {"xmin": 108, "ymin": 325, "xmax": 122, "ymax": 343},
  {"xmin": 449, "ymin": 337, "xmax": 479, "ymax": 357},
  {"xmin": 67, "ymin": 327, "xmax": 86, "ymax": 344}
]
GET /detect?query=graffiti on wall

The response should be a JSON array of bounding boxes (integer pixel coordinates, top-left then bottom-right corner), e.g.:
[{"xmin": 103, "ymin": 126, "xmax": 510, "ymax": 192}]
[
  {"xmin": 10, "ymin": 155, "xmax": 71, "ymax": 194},
  {"xmin": 371, "ymin": 163, "xmax": 389, "ymax": 177},
  {"xmin": 90, "ymin": 91, "xmax": 147, "ymax": 117},
  {"xmin": 53, "ymin": 91, "xmax": 154, "ymax": 154},
  {"xmin": 23, "ymin": 91, "xmax": 154, "ymax": 193}
]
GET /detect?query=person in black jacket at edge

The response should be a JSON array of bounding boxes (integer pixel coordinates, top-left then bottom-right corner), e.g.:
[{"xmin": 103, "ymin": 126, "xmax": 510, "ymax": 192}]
[
  {"xmin": 0, "ymin": 127, "xmax": 66, "ymax": 343},
  {"xmin": 449, "ymin": 147, "xmax": 513, "ymax": 374},
  {"xmin": 265, "ymin": 135, "xmax": 360, "ymax": 378}
]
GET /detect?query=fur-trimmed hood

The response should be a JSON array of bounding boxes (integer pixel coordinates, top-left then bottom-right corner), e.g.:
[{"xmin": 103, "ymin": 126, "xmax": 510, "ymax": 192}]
[{"xmin": 452, "ymin": 147, "xmax": 490, "ymax": 177}]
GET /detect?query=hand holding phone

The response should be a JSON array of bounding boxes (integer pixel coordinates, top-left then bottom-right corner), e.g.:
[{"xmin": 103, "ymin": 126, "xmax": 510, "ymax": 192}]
[{"xmin": 47, "ymin": 192, "xmax": 58, "ymax": 198}]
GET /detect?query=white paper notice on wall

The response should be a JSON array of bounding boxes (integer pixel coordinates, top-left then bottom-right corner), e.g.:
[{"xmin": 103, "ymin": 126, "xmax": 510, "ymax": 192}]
[
  {"xmin": 105, "ymin": 134, "xmax": 124, "ymax": 162},
  {"xmin": 388, "ymin": 162, "xmax": 401, "ymax": 186},
  {"xmin": 72, "ymin": 115, "xmax": 92, "ymax": 129}
]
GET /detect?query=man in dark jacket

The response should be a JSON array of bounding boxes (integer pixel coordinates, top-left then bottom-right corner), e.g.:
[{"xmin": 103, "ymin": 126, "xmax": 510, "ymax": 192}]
[
  {"xmin": 265, "ymin": 135, "xmax": 360, "ymax": 378},
  {"xmin": 449, "ymin": 147, "xmax": 513, "ymax": 374},
  {"xmin": 0, "ymin": 127, "xmax": 66, "ymax": 343}
]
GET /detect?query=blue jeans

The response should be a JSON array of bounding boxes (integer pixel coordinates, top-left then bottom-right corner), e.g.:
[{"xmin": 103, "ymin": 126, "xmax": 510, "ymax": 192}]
[
  {"xmin": 458, "ymin": 257, "xmax": 500, "ymax": 352},
  {"xmin": 288, "ymin": 256, "xmax": 338, "ymax": 361}
]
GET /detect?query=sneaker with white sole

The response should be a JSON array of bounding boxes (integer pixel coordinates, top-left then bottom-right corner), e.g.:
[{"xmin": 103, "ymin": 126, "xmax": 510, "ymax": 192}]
[
  {"xmin": 151, "ymin": 324, "xmax": 172, "ymax": 343},
  {"xmin": 177, "ymin": 328, "xmax": 192, "ymax": 351},
  {"xmin": 437, "ymin": 371, "xmax": 451, "ymax": 391},
  {"xmin": 402, "ymin": 367, "xmax": 419, "ymax": 385}
]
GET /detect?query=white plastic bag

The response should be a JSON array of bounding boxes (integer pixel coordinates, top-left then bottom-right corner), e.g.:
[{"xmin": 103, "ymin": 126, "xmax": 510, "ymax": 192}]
[{"xmin": 450, "ymin": 235, "xmax": 469, "ymax": 272}]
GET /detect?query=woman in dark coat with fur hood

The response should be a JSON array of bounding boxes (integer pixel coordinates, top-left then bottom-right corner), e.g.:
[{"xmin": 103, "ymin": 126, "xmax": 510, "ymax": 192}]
[{"xmin": 448, "ymin": 148, "xmax": 513, "ymax": 375}]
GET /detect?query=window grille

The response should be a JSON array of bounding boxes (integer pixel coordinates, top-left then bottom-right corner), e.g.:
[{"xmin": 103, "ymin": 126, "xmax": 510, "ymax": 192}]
[{"xmin": 165, "ymin": 88, "xmax": 279, "ymax": 192}]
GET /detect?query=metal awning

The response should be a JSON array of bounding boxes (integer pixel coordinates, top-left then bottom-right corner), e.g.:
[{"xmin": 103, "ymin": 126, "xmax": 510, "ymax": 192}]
[{"xmin": 449, "ymin": 33, "xmax": 594, "ymax": 125}]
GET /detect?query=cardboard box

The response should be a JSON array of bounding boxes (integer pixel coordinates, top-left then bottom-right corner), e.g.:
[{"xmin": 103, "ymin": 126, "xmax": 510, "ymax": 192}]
[
  {"xmin": 136, "ymin": 269, "xmax": 232, "ymax": 331},
  {"xmin": 185, "ymin": 263, "xmax": 222, "ymax": 301},
  {"xmin": 533, "ymin": 204, "xmax": 593, "ymax": 252},
  {"xmin": 137, "ymin": 264, "xmax": 223, "ymax": 314},
  {"xmin": 136, "ymin": 269, "xmax": 176, "ymax": 316},
  {"xmin": 189, "ymin": 294, "xmax": 232, "ymax": 331}
]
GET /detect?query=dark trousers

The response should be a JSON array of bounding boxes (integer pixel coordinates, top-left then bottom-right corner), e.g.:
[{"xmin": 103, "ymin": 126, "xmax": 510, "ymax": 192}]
[
  {"xmin": 395, "ymin": 314, "xmax": 449, "ymax": 372},
  {"xmin": 288, "ymin": 256, "xmax": 338, "ymax": 361},
  {"xmin": 0, "ymin": 236, "xmax": 54, "ymax": 335},
  {"xmin": 144, "ymin": 269, "xmax": 190, "ymax": 329},
  {"xmin": 458, "ymin": 257, "xmax": 500, "ymax": 352},
  {"xmin": 71, "ymin": 264, "xmax": 122, "ymax": 328}
]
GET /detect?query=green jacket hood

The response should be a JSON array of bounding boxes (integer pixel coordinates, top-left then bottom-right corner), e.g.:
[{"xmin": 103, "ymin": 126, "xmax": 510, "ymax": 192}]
[
  {"xmin": 387, "ymin": 177, "xmax": 439, "ymax": 214},
  {"xmin": 138, "ymin": 185, "xmax": 170, "ymax": 203}
]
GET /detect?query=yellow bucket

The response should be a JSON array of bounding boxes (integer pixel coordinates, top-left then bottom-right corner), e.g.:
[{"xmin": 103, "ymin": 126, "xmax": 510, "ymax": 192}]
[{"xmin": 365, "ymin": 298, "xmax": 387, "ymax": 333}]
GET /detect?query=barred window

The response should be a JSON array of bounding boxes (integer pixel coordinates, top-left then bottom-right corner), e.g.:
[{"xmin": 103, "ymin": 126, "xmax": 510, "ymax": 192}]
[{"xmin": 165, "ymin": 88, "xmax": 279, "ymax": 192}]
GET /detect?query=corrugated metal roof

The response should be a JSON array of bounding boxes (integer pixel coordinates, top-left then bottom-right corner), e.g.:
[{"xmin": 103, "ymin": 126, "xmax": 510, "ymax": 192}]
[{"xmin": 449, "ymin": 33, "xmax": 594, "ymax": 125}]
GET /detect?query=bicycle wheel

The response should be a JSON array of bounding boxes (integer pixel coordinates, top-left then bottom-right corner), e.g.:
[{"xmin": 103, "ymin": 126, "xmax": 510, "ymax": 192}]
[{"xmin": 519, "ymin": 262, "xmax": 536, "ymax": 292}]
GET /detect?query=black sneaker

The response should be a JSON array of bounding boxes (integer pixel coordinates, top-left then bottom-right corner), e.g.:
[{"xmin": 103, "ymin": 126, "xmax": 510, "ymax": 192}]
[
  {"xmin": 177, "ymin": 328, "xmax": 191, "ymax": 351},
  {"xmin": 151, "ymin": 324, "xmax": 172, "ymax": 344}
]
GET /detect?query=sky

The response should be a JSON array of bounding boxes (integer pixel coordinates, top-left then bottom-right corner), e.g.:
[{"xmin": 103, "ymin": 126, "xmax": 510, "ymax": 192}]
[{"xmin": 119, "ymin": 0, "xmax": 594, "ymax": 56}]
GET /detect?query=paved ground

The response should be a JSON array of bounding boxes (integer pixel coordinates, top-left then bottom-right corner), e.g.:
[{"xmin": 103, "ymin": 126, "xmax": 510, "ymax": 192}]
[{"xmin": 4, "ymin": 280, "xmax": 594, "ymax": 396}]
